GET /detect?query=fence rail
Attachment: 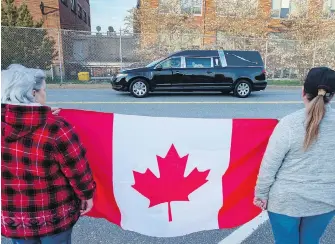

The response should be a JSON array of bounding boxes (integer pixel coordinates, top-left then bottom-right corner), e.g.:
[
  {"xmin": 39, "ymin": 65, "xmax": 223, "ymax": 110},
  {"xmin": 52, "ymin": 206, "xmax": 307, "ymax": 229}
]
[{"xmin": 1, "ymin": 26, "xmax": 335, "ymax": 82}]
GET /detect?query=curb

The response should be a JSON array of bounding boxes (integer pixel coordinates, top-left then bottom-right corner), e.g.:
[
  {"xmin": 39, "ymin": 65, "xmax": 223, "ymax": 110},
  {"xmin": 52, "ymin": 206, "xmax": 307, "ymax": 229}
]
[
  {"xmin": 48, "ymin": 84, "xmax": 111, "ymax": 89},
  {"xmin": 267, "ymin": 85, "xmax": 301, "ymax": 89}
]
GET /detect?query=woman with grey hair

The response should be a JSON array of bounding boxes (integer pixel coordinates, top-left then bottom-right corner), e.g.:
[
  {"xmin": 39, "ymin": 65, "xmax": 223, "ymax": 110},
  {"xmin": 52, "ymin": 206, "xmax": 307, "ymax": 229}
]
[
  {"xmin": 2, "ymin": 64, "xmax": 54, "ymax": 107},
  {"xmin": 1, "ymin": 64, "xmax": 96, "ymax": 244}
]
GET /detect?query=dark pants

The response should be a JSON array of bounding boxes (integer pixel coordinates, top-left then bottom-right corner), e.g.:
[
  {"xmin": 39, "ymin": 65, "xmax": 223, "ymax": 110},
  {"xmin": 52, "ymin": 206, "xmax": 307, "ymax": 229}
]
[
  {"xmin": 11, "ymin": 228, "xmax": 72, "ymax": 244},
  {"xmin": 268, "ymin": 211, "xmax": 335, "ymax": 244}
]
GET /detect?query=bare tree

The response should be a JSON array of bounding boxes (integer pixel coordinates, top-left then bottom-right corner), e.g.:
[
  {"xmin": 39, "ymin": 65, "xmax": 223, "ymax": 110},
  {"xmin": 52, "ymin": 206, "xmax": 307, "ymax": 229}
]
[
  {"xmin": 124, "ymin": 0, "xmax": 202, "ymax": 63},
  {"xmin": 125, "ymin": 0, "xmax": 335, "ymax": 76},
  {"xmin": 269, "ymin": 1, "xmax": 335, "ymax": 79}
]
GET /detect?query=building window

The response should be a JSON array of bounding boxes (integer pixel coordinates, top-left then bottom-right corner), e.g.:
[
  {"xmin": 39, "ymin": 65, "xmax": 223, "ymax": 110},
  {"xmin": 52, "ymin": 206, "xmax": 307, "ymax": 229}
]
[
  {"xmin": 272, "ymin": 0, "xmax": 290, "ymax": 18},
  {"xmin": 216, "ymin": 0, "xmax": 258, "ymax": 17},
  {"xmin": 158, "ymin": 0, "xmax": 202, "ymax": 15},
  {"xmin": 61, "ymin": 0, "xmax": 68, "ymax": 6},
  {"xmin": 78, "ymin": 4, "xmax": 82, "ymax": 19},
  {"xmin": 71, "ymin": 0, "xmax": 76, "ymax": 12},
  {"xmin": 271, "ymin": 0, "xmax": 307, "ymax": 18},
  {"xmin": 323, "ymin": 0, "xmax": 335, "ymax": 18},
  {"xmin": 83, "ymin": 10, "xmax": 87, "ymax": 23},
  {"xmin": 181, "ymin": 0, "xmax": 203, "ymax": 15}
]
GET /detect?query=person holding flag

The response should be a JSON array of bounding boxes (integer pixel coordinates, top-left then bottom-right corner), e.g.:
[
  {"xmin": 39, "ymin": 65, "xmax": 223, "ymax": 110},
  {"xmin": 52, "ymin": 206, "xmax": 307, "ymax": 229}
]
[
  {"xmin": 255, "ymin": 67, "xmax": 335, "ymax": 244},
  {"xmin": 1, "ymin": 64, "xmax": 96, "ymax": 244}
]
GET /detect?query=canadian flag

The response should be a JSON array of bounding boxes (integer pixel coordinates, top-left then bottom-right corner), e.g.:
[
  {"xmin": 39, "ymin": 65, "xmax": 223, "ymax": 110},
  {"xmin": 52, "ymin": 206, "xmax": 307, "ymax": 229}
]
[{"xmin": 59, "ymin": 109, "xmax": 277, "ymax": 237}]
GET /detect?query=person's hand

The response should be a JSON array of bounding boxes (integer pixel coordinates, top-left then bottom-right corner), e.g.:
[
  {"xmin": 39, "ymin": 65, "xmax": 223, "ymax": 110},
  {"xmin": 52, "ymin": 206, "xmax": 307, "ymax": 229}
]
[
  {"xmin": 51, "ymin": 107, "xmax": 61, "ymax": 115},
  {"xmin": 80, "ymin": 198, "xmax": 93, "ymax": 216},
  {"xmin": 253, "ymin": 197, "xmax": 267, "ymax": 210}
]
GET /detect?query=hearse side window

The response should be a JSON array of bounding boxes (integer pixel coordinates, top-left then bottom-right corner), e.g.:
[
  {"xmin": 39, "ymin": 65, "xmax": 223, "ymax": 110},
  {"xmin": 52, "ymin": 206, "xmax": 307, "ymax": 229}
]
[
  {"xmin": 225, "ymin": 52, "xmax": 259, "ymax": 66},
  {"xmin": 185, "ymin": 57, "xmax": 212, "ymax": 68},
  {"xmin": 160, "ymin": 57, "xmax": 182, "ymax": 69}
]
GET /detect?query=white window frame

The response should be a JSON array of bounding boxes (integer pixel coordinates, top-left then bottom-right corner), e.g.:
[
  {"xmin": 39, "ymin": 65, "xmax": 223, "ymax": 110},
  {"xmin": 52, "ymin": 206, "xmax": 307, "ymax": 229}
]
[
  {"xmin": 271, "ymin": 0, "xmax": 288, "ymax": 19},
  {"xmin": 213, "ymin": 57, "xmax": 221, "ymax": 67},
  {"xmin": 272, "ymin": 0, "xmax": 309, "ymax": 19},
  {"xmin": 218, "ymin": 50, "xmax": 228, "ymax": 67}
]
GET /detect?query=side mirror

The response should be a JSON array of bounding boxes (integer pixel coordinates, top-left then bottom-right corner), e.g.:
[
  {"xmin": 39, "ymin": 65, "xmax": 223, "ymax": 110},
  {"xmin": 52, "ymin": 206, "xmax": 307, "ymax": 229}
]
[{"xmin": 155, "ymin": 64, "xmax": 163, "ymax": 71}]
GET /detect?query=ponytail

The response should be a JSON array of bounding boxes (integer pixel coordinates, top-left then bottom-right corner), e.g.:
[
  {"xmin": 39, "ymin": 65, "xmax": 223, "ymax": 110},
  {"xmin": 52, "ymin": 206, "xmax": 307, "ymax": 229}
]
[{"xmin": 304, "ymin": 91, "xmax": 326, "ymax": 150}]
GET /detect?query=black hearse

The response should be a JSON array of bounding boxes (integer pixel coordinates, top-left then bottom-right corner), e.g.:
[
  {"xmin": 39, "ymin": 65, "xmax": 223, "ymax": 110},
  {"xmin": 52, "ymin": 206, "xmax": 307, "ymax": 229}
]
[{"xmin": 111, "ymin": 50, "xmax": 267, "ymax": 98}]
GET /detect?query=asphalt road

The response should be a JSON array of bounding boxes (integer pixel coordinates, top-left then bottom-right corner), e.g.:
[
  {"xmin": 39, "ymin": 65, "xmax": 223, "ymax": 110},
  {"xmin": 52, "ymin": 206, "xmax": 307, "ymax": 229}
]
[
  {"xmin": 2, "ymin": 88, "xmax": 334, "ymax": 244},
  {"xmin": 48, "ymin": 87, "xmax": 305, "ymax": 119}
]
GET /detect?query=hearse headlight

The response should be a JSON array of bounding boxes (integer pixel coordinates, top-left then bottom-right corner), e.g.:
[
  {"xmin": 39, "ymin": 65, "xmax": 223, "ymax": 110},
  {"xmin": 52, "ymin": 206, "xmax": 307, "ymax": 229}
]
[{"xmin": 116, "ymin": 73, "xmax": 128, "ymax": 78}]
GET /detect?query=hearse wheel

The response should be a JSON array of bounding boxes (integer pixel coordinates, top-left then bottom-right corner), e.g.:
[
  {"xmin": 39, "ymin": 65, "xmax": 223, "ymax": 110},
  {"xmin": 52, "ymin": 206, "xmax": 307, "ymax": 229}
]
[
  {"xmin": 130, "ymin": 79, "xmax": 149, "ymax": 98},
  {"xmin": 234, "ymin": 80, "xmax": 252, "ymax": 98}
]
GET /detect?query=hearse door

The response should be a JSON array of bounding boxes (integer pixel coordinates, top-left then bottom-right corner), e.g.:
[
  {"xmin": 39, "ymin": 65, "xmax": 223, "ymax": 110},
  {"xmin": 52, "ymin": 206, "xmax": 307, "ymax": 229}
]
[
  {"xmin": 183, "ymin": 57, "xmax": 215, "ymax": 89},
  {"xmin": 159, "ymin": 57, "xmax": 184, "ymax": 89},
  {"xmin": 152, "ymin": 59, "xmax": 177, "ymax": 89}
]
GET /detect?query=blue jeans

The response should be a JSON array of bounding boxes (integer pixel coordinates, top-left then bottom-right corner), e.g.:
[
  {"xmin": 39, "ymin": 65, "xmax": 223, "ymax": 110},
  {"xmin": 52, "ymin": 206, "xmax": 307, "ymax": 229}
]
[
  {"xmin": 11, "ymin": 228, "xmax": 72, "ymax": 244},
  {"xmin": 268, "ymin": 211, "xmax": 335, "ymax": 244}
]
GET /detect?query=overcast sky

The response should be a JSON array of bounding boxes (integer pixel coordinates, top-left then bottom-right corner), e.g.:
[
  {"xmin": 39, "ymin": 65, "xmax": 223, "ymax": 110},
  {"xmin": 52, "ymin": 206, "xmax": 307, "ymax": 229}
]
[{"xmin": 90, "ymin": 0, "xmax": 138, "ymax": 32}]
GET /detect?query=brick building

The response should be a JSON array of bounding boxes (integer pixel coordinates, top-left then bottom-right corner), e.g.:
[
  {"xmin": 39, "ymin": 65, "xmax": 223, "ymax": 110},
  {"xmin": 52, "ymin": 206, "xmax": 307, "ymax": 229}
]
[
  {"xmin": 12, "ymin": 0, "xmax": 92, "ymax": 78},
  {"xmin": 136, "ymin": 0, "xmax": 335, "ymax": 47},
  {"xmin": 14, "ymin": 0, "xmax": 91, "ymax": 31}
]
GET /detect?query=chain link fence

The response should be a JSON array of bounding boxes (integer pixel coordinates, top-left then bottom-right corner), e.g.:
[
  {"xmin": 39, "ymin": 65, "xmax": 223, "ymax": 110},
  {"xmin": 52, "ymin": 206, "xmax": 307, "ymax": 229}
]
[{"xmin": 2, "ymin": 26, "xmax": 335, "ymax": 83}]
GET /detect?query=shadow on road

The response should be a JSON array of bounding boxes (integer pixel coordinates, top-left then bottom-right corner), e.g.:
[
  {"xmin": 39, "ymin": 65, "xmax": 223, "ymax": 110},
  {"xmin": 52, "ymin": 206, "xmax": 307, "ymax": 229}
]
[{"xmin": 117, "ymin": 92, "xmax": 264, "ymax": 98}]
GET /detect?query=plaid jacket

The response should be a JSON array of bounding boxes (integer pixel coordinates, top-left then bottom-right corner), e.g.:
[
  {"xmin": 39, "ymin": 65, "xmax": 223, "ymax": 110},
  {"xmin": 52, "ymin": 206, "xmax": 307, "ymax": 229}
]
[{"xmin": 1, "ymin": 104, "xmax": 96, "ymax": 238}]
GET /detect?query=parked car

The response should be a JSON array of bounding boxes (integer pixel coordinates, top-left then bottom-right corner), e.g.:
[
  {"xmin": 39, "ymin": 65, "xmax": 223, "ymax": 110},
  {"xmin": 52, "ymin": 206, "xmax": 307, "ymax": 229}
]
[{"xmin": 111, "ymin": 50, "xmax": 267, "ymax": 98}]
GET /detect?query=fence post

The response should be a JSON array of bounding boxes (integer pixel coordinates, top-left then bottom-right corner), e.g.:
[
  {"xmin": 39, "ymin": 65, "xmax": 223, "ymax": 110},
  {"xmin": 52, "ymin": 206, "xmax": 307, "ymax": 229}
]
[
  {"xmin": 180, "ymin": 34, "xmax": 183, "ymax": 49},
  {"xmin": 51, "ymin": 64, "xmax": 54, "ymax": 81},
  {"xmin": 57, "ymin": 29, "xmax": 63, "ymax": 85},
  {"xmin": 119, "ymin": 28, "xmax": 123, "ymax": 70},
  {"xmin": 264, "ymin": 39, "xmax": 268, "ymax": 69},
  {"xmin": 289, "ymin": 68, "xmax": 292, "ymax": 80}
]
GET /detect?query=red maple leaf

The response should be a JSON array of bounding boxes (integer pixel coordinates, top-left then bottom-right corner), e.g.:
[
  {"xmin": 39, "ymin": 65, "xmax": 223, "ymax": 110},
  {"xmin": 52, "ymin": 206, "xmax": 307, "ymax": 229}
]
[{"xmin": 132, "ymin": 144, "xmax": 210, "ymax": 222}]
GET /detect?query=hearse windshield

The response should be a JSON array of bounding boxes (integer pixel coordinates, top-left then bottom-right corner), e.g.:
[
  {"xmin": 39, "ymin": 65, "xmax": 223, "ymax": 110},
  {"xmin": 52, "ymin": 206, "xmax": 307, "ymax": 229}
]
[{"xmin": 146, "ymin": 57, "xmax": 165, "ymax": 68}]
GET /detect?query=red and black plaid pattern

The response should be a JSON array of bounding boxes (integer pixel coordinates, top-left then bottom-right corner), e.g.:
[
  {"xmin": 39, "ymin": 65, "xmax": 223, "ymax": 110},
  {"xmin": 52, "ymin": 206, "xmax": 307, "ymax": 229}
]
[{"xmin": 1, "ymin": 104, "xmax": 96, "ymax": 238}]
